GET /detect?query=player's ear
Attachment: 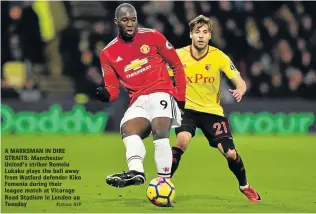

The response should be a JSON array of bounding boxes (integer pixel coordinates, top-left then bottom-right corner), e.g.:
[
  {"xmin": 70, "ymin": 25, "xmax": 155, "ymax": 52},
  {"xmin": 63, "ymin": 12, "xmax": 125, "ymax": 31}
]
[
  {"xmin": 209, "ymin": 33, "xmax": 212, "ymax": 40},
  {"xmin": 114, "ymin": 18, "xmax": 118, "ymax": 25},
  {"xmin": 190, "ymin": 32, "xmax": 192, "ymax": 39}
]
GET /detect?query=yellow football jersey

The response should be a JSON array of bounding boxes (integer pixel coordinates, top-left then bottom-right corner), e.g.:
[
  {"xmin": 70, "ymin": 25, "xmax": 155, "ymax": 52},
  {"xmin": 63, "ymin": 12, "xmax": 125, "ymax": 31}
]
[{"xmin": 170, "ymin": 45, "xmax": 240, "ymax": 116}]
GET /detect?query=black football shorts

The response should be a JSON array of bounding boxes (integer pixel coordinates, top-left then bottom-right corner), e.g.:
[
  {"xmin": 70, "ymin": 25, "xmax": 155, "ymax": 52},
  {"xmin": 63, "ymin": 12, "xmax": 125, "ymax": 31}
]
[{"xmin": 175, "ymin": 109, "xmax": 233, "ymax": 148}]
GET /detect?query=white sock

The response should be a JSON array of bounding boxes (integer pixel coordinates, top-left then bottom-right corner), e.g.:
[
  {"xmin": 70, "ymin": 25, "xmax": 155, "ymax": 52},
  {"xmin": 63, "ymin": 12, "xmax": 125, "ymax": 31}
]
[
  {"xmin": 153, "ymin": 138, "xmax": 172, "ymax": 178},
  {"xmin": 123, "ymin": 135, "xmax": 146, "ymax": 173},
  {"xmin": 240, "ymin": 184, "xmax": 249, "ymax": 190}
]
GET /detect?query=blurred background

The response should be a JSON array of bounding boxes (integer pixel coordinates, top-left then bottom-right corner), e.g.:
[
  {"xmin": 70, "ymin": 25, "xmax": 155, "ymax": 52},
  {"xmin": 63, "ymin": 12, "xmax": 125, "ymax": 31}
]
[{"xmin": 1, "ymin": 1, "xmax": 316, "ymax": 134}]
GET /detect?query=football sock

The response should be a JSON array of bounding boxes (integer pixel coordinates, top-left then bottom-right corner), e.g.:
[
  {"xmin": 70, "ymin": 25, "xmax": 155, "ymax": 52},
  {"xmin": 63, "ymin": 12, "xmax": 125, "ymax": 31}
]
[
  {"xmin": 227, "ymin": 153, "xmax": 248, "ymax": 186},
  {"xmin": 239, "ymin": 184, "xmax": 249, "ymax": 190},
  {"xmin": 123, "ymin": 135, "xmax": 146, "ymax": 173},
  {"xmin": 153, "ymin": 138, "xmax": 172, "ymax": 178},
  {"xmin": 171, "ymin": 147, "xmax": 184, "ymax": 177}
]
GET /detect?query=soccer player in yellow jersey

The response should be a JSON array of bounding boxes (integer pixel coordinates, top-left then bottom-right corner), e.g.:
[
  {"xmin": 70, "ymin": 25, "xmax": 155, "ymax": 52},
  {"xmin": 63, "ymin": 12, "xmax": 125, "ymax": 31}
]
[{"xmin": 169, "ymin": 15, "xmax": 261, "ymax": 202}]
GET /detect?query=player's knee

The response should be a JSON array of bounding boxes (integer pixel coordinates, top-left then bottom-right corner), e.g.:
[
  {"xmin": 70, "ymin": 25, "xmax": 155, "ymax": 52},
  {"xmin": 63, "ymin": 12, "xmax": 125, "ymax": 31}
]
[
  {"xmin": 217, "ymin": 139, "xmax": 237, "ymax": 160},
  {"xmin": 151, "ymin": 117, "xmax": 172, "ymax": 140},
  {"xmin": 152, "ymin": 129, "xmax": 169, "ymax": 140},
  {"xmin": 175, "ymin": 132, "xmax": 191, "ymax": 151},
  {"xmin": 121, "ymin": 131, "xmax": 136, "ymax": 139},
  {"xmin": 121, "ymin": 126, "xmax": 140, "ymax": 139},
  {"xmin": 225, "ymin": 149, "xmax": 237, "ymax": 160}
]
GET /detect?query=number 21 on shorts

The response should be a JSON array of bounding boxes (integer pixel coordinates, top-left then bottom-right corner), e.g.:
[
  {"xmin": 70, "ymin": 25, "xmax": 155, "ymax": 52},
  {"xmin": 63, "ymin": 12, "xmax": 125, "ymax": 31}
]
[{"xmin": 213, "ymin": 121, "xmax": 228, "ymax": 136}]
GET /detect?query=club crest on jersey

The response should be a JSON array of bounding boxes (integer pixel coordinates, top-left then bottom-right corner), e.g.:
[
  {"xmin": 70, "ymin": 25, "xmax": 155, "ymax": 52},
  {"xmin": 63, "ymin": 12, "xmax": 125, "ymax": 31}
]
[
  {"xmin": 124, "ymin": 58, "xmax": 148, "ymax": 72},
  {"xmin": 140, "ymin": 44, "xmax": 150, "ymax": 54},
  {"xmin": 205, "ymin": 64, "xmax": 211, "ymax": 71}
]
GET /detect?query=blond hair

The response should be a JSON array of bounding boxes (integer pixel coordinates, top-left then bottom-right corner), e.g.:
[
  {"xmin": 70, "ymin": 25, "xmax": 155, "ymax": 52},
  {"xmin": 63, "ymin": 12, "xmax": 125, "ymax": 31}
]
[{"xmin": 189, "ymin": 15, "xmax": 213, "ymax": 33}]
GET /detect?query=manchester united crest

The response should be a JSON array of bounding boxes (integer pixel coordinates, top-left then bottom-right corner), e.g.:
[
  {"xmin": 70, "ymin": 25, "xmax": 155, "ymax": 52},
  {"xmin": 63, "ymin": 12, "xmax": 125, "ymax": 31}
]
[{"xmin": 140, "ymin": 44, "xmax": 150, "ymax": 54}]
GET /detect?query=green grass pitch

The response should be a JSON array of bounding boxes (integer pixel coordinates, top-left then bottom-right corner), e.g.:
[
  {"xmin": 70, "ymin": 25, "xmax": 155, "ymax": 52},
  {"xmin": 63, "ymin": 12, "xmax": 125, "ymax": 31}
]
[{"xmin": 1, "ymin": 134, "xmax": 316, "ymax": 213}]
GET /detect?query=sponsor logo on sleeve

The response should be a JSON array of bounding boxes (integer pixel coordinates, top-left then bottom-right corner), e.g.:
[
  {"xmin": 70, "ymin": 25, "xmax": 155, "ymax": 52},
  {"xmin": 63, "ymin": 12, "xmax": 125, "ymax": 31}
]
[
  {"xmin": 166, "ymin": 41, "xmax": 173, "ymax": 50},
  {"xmin": 230, "ymin": 62, "xmax": 237, "ymax": 71}
]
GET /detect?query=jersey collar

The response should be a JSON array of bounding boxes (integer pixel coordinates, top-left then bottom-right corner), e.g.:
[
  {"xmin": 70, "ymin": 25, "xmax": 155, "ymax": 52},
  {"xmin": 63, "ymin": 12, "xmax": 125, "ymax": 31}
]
[{"xmin": 190, "ymin": 45, "xmax": 209, "ymax": 61}]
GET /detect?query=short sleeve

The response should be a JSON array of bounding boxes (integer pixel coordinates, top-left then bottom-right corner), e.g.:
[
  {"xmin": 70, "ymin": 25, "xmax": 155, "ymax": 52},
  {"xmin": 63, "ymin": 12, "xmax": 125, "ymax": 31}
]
[{"xmin": 220, "ymin": 52, "xmax": 240, "ymax": 79}]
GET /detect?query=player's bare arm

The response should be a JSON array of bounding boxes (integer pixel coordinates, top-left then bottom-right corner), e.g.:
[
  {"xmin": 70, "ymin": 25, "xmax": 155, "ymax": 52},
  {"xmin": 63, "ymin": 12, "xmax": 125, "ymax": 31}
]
[
  {"xmin": 220, "ymin": 51, "xmax": 246, "ymax": 103},
  {"xmin": 229, "ymin": 74, "xmax": 247, "ymax": 103}
]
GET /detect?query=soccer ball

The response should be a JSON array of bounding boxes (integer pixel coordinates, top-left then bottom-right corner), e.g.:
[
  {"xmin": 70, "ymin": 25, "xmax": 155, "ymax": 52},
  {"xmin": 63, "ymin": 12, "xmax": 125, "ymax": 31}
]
[{"xmin": 146, "ymin": 177, "xmax": 175, "ymax": 207}]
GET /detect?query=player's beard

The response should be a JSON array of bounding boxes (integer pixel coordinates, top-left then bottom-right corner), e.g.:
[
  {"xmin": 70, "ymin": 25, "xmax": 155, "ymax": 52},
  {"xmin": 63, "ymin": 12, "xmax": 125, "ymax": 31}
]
[
  {"xmin": 119, "ymin": 27, "xmax": 135, "ymax": 42},
  {"xmin": 193, "ymin": 42, "xmax": 208, "ymax": 53}
]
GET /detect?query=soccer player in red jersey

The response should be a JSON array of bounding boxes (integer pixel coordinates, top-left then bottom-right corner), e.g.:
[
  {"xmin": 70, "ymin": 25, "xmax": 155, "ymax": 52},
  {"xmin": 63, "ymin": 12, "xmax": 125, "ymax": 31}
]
[{"xmin": 96, "ymin": 3, "xmax": 186, "ymax": 188}]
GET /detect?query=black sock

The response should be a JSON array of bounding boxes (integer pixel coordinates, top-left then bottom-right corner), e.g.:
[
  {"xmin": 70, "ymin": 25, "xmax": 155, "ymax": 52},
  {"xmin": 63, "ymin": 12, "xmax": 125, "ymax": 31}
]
[
  {"xmin": 171, "ymin": 147, "xmax": 184, "ymax": 177},
  {"xmin": 227, "ymin": 153, "xmax": 247, "ymax": 186}
]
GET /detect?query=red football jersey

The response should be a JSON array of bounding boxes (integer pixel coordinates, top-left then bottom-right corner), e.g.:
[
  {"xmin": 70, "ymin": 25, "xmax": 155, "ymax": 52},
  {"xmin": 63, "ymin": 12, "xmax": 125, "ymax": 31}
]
[{"xmin": 100, "ymin": 28, "xmax": 186, "ymax": 105}]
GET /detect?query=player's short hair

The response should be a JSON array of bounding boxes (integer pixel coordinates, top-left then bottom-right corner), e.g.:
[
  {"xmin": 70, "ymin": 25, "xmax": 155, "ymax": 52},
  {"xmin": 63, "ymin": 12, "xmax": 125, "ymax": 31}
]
[
  {"xmin": 115, "ymin": 3, "xmax": 137, "ymax": 19},
  {"xmin": 189, "ymin": 15, "xmax": 213, "ymax": 33}
]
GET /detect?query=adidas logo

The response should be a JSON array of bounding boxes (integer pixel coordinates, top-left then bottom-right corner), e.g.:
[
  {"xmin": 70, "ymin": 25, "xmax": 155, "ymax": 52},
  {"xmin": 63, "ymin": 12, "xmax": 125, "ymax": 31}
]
[{"xmin": 116, "ymin": 56, "xmax": 123, "ymax": 62}]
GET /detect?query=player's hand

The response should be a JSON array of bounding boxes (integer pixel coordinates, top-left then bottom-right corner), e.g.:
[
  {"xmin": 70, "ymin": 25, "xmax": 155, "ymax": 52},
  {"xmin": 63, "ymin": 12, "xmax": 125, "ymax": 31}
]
[
  {"xmin": 96, "ymin": 87, "xmax": 110, "ymax": 102},
  {"xmin": 229, "ymin": 89, "xmax": 243, "ymax": 102}
]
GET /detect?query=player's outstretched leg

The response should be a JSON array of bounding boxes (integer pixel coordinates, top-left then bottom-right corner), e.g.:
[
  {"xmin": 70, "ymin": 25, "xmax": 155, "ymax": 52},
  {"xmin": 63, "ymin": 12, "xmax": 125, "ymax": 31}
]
[
  {"xmin": 151, "ymin": 117, "xmax": 174, "ymax": 207},
  {"xmin": 105, "ymin": 118, "xmax": 150, "ymax": 188},
  {"xmin": 217, "ymin": 139, "xmax": 261, "ymax": 202},
  {"xmin": 151, "ymin": 117, "xmax": 173, "ymax": 178},
  {"xmin": 170, "ymin": 132, "xmax": 192, "ymax": 177}
]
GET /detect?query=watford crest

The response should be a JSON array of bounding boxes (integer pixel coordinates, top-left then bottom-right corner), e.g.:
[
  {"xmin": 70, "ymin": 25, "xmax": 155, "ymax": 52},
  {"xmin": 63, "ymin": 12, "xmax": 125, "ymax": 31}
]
[{"xmin": 205, "ymin": 64, "xmax": 211, "ymax": 71}]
